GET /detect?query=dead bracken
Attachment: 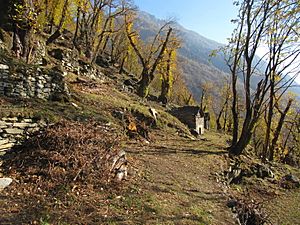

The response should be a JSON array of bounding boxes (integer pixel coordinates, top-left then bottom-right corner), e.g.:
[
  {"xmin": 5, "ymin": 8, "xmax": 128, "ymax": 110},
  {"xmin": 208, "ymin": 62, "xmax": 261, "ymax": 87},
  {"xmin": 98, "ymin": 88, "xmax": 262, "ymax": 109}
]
[{"xmin": 0, "ymin": 120, "xmax": 130, "ymax": 224}]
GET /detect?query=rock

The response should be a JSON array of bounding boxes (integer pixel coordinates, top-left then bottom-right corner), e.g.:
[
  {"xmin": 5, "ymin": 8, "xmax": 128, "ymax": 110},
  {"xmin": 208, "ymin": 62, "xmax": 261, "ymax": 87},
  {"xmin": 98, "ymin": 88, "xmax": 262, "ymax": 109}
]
[
  {"xmin": 113, "ymin": 150, "xmax": 126, "ymax": 164},
  {"xmin": 127, "ymin": 86, "xmax": 135, "ymax": 93},
  {"xmin": 95, "ymin": 55, "xmax": 110, "ymax": 68},
  {"xmin": 110, "ymin": 150, "xmax": 128, "ymax": 182},
  {"xmin": 2, "ymin": 117, "xmax": 18, "ymax": 122},
  {"xmin": 124, "ymin": 79, "xmax": 136, "ymax": 87},
  {"xmin": 22, "ymin": 118, "xmax": 33, "ymax": 123},
  {"xmin": 112, "ymin": 110, "xmax": 124, "ymax": 120},
  {"xmin": 0, "ymin": 178, "xmax": 13, "ymax": 191},
  {"xmin": 4, "ymin": 128, "xmax": 24, "ymax": 135},
  {"xmin": 0, "ymin": 121, "xmax": 7, "ymax": 128},
  {"xmin": 149, "ymin": 107, "xmax": 158, "ymax": 120},
  {"xmin": 115, "ymin": 164, "xmax": 128, "ymax": 182},
  {"xmin": 128, "ymin": 74, "xmax": 139, "ymax": 83},
  {"xmin": 0, "ymin": 139, "xmax": 9, "ymax": 146},
  {"xmin": 253, "ymin": 163, "xmax": 274, "ymax": 179},
  {"xmin": 0, "ymin": 142, "xmax": 14, "ymax": 150},
  {"xmin": 48, "ymin": 48, "xmax": 65, "ymax": 60},
  {"xmin": 225, "ymin": 160, "xmax": 244, "ymax": 184},
  {"xmin": 0, "ymin": 64, "xmax": 9, "ymax": 70},
  {"xmin": 50, "ymin": 91, "xmax": 69, "ymax": 103},
  {"xmin": 71, "ymin": 102, "xmax": 80, "ymax": 108},
  {"xmin": 227, "ymin": 199, "xmax": 238, "ymax": 208},
  {"xmin": 280, "ymin": 174, "xmax": 300, "ymax": 189},
  {"xmin": 13, "ymin": 122, "xmax": 30, "ymax": 129},
  {"xmin": 227, "ymin": 167, "xmax": 242, "ymax": 184}
]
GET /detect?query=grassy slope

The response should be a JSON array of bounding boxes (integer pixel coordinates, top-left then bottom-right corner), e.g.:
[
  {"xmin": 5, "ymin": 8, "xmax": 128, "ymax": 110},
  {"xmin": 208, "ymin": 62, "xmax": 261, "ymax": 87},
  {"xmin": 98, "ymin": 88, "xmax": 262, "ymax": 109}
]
[{"xmin": 0, "ymin": 60, "xmax": 300, "ymax": 225}]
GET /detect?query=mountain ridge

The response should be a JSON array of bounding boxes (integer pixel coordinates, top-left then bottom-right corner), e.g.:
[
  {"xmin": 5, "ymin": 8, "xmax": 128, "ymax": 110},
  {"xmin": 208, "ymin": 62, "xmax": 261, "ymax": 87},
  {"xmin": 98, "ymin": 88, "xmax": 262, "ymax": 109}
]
[
  {"xmin": 136, "ymin": 11, "xmax": 232, "ymax": 101},
  {"xmin": 136, "ymin": 11, "xmax": 300, "ymax": 100}
]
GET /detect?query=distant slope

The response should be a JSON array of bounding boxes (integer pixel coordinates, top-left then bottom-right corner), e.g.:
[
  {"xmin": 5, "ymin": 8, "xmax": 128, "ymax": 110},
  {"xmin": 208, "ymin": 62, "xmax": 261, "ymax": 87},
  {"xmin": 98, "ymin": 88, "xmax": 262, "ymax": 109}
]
[
  {"xmin": 136, "ymin": 11, "xmax": 300, "ymax": 101},
  {"xmin": 135, "ymin": 11, "xmax": 232, "ymax": 101}
]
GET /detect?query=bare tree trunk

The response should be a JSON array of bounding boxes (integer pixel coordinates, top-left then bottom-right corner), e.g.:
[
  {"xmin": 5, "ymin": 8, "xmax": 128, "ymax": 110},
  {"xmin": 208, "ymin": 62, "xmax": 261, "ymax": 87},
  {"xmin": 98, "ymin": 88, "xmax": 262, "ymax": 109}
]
[
  {"xmin": 137, "ymin": 69, "xmax": 152, "ymax": 97},
  {"xmin": 223, "ymin": 101, "xmax": 229, "ymax": 131},
  {"xmin": 216, "ymin": 112, "xmax": 223, "ymax": 130},
  {"xmin": 268, "ymin": 99, "xmax": 293, "ymax": 161},
  {"xmin": 200, "ymin": 90, "xmax": 205, "ymax": 113},
  {"xmin": 138, "ymin": 27, "xmax": 173, "ymax": 98},
  {"xmin": 231, "ymin": 75, "xmax": 239, "ymax": 145},
  {"xmin": 216, "ymin": 98, "xmax": 229, "ymax": 131},
  {"xmin": 185, "ymin": 94, "xmax": 193, "ymax": 105},
  {"xmin": 159, "ymin": 79, "xmax": 170, "ymax": 104},
  {"xmin": 283, "ymin": 113, "xmax": 298, "ymax": 150},
  {"xmin": 12, "ymin": 28, "xmax": 22, "ymax": 58},
  {"xmin": 159, "ymin": 50, "xmax": 172, "ymax": 104},
  {"xmin": 119, "ymin": 53, "xmax": 127, "ymax": 74},
  {"xmin": 262, "ymin": 78, "xmax": 275, "ymax": 160},
  {"xmin": 46, "ymin": 0, "xmax": 69, "ymax": 45},
  {"xmin": 73, "ymin": 4, "xmax": 81, "ymax": 50}
]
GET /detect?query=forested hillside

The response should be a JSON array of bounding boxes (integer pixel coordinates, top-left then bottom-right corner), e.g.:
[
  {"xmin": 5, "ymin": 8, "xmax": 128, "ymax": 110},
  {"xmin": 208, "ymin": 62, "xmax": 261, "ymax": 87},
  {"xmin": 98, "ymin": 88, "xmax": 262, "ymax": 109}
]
[
  {"xmin": 0, "ymin": 0, "xmax": 299, "ymax": 224},
  {"xmin": 136, "ymin": 11, "xmax": 300, "ymax": 101}
]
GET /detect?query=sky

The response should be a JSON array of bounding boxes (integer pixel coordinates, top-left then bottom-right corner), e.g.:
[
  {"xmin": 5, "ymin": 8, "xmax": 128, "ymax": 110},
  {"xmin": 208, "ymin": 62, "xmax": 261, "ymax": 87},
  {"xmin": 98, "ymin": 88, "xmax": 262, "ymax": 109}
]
[{"xmin": 133, "ymin": 0, "xmax": 237, "ymax": 44}]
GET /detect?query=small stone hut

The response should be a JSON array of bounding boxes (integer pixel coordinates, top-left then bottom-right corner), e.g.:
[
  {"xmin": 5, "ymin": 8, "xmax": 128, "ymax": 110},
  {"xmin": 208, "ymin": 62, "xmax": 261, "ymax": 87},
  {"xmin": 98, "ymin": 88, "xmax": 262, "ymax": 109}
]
[{"xmin": 171, "ymin": 106, "xmax": 210, "ymax": 135}]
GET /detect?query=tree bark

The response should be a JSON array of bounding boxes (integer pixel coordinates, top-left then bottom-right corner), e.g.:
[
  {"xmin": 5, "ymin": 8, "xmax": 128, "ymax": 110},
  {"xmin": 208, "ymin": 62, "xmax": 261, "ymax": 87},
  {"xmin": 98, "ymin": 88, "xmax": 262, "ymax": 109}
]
[
  {"xmin": 73, "ymin": 4, "xmax": 81, "ymax": 50},
  {"xmin": 137, "ymin": 28, "xmax": 173, "ymax": 98},
  {"xmin": 159, "ymin": 50, "xmax": 172, "ymax": 104},
  {"xmin": 119, "ymin": 54, "xmax": 127, "ymax": 74},
  {"xmin": 231, "ymin": 74, "xmax": 239, "ymax": 145},
  {"xmin": 46, "ymin": 0, "xmax": 69, "ymax": 45},
  {"xmin": 262, "ymin": 78, "xmax": 275, "ymax": 160},
  {"xmin": 159, "ymin": 79, "xmax": 170, "ymax": 104},
  {"xmin": 216, "ymin": 98, "xmax": 229, "ymax": 131},
  {"xmin": 137, "ymin": 69, "xmax": 152, "ymax": 97},
  {"xmin": 268, "ymin": 99, "xmax": 293, "ymax": 161}
]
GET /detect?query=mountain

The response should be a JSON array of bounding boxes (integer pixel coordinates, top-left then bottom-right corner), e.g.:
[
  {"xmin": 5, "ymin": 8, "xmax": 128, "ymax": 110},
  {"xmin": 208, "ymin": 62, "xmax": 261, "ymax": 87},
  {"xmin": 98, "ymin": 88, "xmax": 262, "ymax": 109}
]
[
  {"xmin": 135, "ymin": 11, "xmax": 235, "ymax": 101},
  {"xmin": 136, "ymin": 11, "xmax": 300, "ymax": 101}
]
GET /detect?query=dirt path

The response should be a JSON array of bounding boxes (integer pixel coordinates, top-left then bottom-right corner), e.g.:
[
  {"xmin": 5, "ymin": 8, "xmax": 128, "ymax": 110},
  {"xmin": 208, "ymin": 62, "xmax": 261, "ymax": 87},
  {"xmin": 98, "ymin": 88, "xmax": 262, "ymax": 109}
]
[{"xmin": 120, "ymin": 131, "xmax": 235, "ymax": 225}]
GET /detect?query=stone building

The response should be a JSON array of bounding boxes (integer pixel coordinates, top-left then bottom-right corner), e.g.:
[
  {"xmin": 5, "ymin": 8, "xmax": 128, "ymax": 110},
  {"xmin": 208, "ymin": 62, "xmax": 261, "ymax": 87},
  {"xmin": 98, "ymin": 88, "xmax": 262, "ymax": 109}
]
[{"xmin": 171, "ymin": 106, "xmax": 210, "ymax": 135}]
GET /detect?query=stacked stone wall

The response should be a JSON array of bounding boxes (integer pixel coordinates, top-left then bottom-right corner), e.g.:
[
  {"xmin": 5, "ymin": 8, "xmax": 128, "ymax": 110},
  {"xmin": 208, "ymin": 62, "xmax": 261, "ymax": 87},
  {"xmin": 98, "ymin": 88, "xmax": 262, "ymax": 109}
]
[
  {"xmin": 0, "ymin": 63, "xmax": 68, "ymax": 99},
  {"xmin": 0, "ymin": 116, "xmax": 46, "ymax": 156}
]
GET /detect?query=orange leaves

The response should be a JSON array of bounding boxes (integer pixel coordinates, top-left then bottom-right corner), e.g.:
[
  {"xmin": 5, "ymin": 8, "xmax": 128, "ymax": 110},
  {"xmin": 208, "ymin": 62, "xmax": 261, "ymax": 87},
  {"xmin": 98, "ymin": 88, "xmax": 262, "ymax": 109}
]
[{"xmin": 127, "ymin": 121, "xmax": 137, "ymax": 132}]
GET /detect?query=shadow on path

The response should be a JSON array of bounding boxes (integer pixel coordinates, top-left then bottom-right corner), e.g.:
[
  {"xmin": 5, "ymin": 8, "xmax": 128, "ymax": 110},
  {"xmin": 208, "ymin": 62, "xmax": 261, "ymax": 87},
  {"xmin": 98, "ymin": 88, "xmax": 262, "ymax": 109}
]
[{"xmin": 127, "ymin": 146, "xmax": 227, "ymax": 156}]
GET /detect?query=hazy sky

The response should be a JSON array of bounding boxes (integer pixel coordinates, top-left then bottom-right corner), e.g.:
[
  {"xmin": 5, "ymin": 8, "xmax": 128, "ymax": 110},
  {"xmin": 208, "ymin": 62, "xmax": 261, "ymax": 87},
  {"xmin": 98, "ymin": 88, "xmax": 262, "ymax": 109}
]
[{"xmin": 134, "ymin": 0, "xmax": 237, "ymax": 44}]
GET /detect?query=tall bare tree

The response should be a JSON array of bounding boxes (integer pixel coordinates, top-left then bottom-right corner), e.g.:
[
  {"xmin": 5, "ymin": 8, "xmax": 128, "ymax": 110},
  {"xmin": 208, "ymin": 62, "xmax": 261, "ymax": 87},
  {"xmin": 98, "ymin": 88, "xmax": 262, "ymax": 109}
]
[
  {"xmin": 125, "ymin": 14, "xmax": 174, "ymax": 98},
  {"xmin": 225, "ymin": 0, "xmax": 300, "ymax": 156}
]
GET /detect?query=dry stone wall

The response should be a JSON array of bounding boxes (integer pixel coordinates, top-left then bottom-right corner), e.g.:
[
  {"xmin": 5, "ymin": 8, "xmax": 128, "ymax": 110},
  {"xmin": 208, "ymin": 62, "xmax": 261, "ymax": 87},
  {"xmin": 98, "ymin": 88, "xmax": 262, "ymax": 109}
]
[
  {"xmin": 48, "ymin": 48, "xmax": 105, "ymax": 81},
  {"xmin": 0, "ymin": 116, "xmax": 46, "ymax": 156},
  {"xmin": 0, "ymin": 63, "xmax": 69, "ymax": 99}
]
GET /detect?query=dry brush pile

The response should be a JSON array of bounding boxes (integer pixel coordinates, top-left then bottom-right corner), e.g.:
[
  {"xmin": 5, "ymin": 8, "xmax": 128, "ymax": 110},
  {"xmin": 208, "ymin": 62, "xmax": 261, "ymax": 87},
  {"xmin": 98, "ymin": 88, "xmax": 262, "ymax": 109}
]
[{"xmin": 0, "ymin": 120, "xmax": 130, "ymax": 223}]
